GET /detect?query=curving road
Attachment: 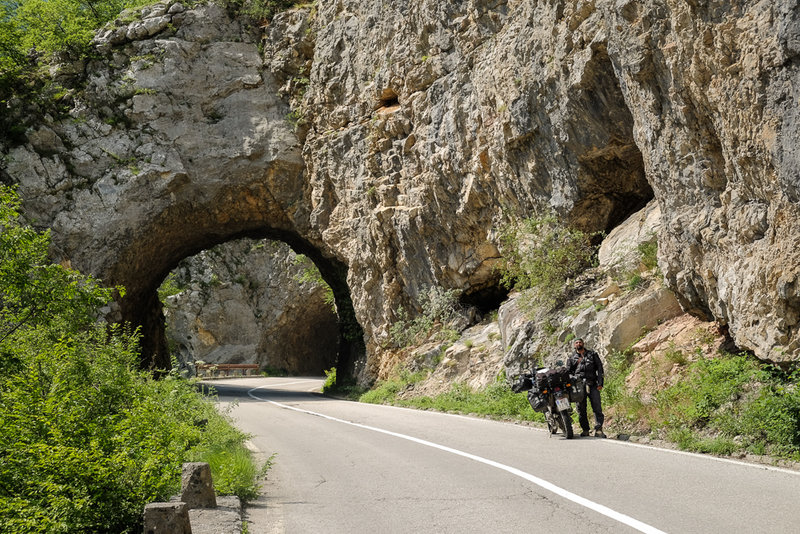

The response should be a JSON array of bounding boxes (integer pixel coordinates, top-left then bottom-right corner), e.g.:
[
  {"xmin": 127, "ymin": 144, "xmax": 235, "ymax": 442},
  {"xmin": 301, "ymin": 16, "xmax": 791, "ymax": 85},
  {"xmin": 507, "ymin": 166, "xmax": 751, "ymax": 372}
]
[{"xmin": 205, "ymin": 377, "xmax": 800, "ymax": 534}]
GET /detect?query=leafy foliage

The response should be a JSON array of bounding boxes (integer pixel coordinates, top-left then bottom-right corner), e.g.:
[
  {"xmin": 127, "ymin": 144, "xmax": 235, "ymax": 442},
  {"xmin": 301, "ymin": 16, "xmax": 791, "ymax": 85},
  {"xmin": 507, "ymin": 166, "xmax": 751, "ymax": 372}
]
[
  {"xmin": 499, "ymin": 213, "xmax": 599, "ymax": 309},
  {"xmin": 157, "ymin": 271, "xmax": 185, "ymax": 305},
  {"xmin": 0, "ymin": 186, "xmax": 266, "ymax": 532},
  {"xmin": 293, "ymin": 254, "xmax": 335, "ymax": 311},
  {"xmin": 604, "ymin": 346, "xmax": 800, "ymax": 460},
  {"xmin": 636, "ymin": 238, "xmax": 658, "ymax": 271},
  {"xmin": 389, "ymin": 286, "xmax": 463, "ymax": 348}
]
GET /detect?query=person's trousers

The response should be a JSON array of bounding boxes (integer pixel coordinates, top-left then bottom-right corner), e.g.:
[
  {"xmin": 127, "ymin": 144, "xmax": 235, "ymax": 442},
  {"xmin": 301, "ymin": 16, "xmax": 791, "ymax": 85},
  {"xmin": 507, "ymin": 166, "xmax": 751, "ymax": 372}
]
[{"xmin": 577, "ymin": 384, "xmax": 604, "ymax": 431}]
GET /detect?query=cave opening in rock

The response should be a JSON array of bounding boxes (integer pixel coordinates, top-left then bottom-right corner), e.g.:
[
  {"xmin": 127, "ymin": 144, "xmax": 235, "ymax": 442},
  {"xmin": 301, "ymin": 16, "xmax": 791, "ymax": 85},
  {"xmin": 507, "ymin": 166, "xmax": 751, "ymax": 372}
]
[
  {"xmin": 377, "ymin": 88, "xmax": 399, "ymax": 109},
  {"xmin": 566, "ymin": 45, "xmax": 654, "ymax": 236},
  {"xmin": 460, "ymin": 283, "xmax": 510, "ymax": 316}
]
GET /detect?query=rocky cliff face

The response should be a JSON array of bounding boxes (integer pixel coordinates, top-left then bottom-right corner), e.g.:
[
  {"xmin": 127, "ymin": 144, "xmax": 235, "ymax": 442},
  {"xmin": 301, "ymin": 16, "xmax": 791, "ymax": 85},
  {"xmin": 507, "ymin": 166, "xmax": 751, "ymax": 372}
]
[{"xmin": 2, "ymin": 0, "xmax": 798, "ymax": 380}]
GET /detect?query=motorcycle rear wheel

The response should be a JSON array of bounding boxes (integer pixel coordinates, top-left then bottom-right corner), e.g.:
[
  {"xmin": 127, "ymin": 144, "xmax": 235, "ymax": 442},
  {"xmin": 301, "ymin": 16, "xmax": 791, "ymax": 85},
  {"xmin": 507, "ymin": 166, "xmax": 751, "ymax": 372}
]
[{"xmin": 559, "ymin": 410, "xmax": 574, "ymax": 439}]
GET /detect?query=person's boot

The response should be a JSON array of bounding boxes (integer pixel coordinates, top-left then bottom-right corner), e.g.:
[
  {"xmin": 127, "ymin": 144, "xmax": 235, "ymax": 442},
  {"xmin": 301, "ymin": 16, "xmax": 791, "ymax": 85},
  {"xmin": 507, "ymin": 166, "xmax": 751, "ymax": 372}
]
[
  {"xmin": 580, "ymin": 429, "xmax": 590, "ymax": 437},
  {"xmin": 594, "ymin": 427, "xmax": 606, "ymax": 438}
]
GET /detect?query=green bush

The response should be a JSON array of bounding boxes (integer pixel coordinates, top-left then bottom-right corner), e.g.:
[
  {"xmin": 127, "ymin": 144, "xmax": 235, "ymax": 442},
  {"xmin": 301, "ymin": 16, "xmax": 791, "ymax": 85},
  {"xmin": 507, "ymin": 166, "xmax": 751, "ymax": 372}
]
[
  {"xmin": 498, "ymin": 213, "xmax": 599, "ymax": 309},
  {"xmin": 734, "ymin": 381, "xmax": 800, "ymax": 457},
  {"xmin": 654, "ymin": 353, "xmax": 760, "ymax": 427},
  {"xmin": 635, "ymin": 353, "xmax": 800, "ymax": 460},
  {"xmin": 321, "ymin": 367, "xmax": 337, "ymax": 393},
  {"xmin": 389, "ymin": 286, "xmax": 463, "ymax": 348},
  {"xmin": 0, "ymin": 186, "xmax": 267, "ymax": 532},
  {"xmin": 637, "ymin": 238, "xmax": 659, "ymax": 270},
  {"xmin": 158, "ymin": 271, "xmax": 185, "ymax": 304}
]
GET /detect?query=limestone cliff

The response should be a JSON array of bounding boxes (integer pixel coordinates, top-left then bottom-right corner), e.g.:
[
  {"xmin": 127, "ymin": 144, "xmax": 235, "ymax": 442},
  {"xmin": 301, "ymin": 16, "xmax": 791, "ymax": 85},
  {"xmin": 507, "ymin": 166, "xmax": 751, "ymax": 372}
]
[{"xmin": 2, "ymin": 0, "xmax": 799, "ymax": 380}]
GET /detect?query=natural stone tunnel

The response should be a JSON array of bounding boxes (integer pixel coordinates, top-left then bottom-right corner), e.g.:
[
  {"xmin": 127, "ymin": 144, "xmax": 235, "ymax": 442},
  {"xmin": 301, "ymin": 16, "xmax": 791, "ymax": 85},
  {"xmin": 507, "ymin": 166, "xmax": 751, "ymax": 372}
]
[
  {"xmin": 4, "ymin": 0, "xmax": 800, "ymax": 380},
  {"xmin": 0, "ymin": 1, "xmax": 367, "ymax": 376},
  {"xmin": 162, "ymin": 238, "xmax": 340, "ymax": 376},
  {"xmin": 116, "ymin": 223, "xmax": 362, "ymax": 374}
]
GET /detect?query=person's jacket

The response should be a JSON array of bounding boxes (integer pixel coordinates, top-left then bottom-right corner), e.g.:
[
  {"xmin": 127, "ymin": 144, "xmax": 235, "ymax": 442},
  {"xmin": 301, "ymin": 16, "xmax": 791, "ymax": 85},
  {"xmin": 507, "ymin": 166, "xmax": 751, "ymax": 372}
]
[{"xmin": 568, "ymin": 349, "xmax": 604, "ymax": 387}]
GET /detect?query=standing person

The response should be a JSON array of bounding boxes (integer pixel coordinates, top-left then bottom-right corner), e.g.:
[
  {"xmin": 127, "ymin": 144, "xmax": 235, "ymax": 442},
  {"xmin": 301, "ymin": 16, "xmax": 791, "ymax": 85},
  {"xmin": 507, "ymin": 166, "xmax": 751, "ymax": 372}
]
[{"xmin": 568, "ymin": 338, "xmax": 605, "ymax": 437}]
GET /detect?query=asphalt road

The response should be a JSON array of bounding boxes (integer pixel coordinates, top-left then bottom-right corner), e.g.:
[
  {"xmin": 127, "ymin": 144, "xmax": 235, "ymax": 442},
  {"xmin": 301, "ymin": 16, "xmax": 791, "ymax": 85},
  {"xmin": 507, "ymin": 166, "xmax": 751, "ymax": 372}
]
[{"xmin": 206, "ymin": 377, "xmax": 800, "ymax": 534}]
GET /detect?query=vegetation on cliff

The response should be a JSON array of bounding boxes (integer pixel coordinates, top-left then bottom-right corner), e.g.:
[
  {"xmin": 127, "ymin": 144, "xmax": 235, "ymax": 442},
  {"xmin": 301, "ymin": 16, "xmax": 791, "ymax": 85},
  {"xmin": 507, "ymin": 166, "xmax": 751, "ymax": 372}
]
[
  {"xmin": 499, "ymin": 213, "xmax": 600, "ymax": 309},
  {"xmin": 0, "ymin": 0, "xmax": 305, "ymax": 141},
  {"xmin": 0, "ymin": 186, "xmax": 265, "ymax": 533}
]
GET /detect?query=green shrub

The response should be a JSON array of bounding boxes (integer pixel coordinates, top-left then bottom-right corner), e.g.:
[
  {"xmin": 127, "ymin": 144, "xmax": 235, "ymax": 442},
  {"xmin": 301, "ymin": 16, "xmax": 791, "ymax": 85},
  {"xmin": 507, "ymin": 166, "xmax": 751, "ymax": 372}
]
[
  {"xmin": 641, "ymin": 353, "xmax": 800, "ymax": 460},
  {"xmin": 320, "ymin": 367, "xmax": 367, "ymax": 399},
  {"xmin": 321, "ymin": 367, "xmax": 337, "ymax": 393},
  {"xmin": 626, "ymin": 272, "xmax": 644, "ymax": 290},
  {"xmin": 0, "ymin": 186, "xmax": 267, "ymax": 532},
  {"xmin": 655, "ymin": 353, "xmax": 759, "ymax": 427},
  {"xmin": 498, "ymin": 213, "xmax": 599, "ymax": 309},
  {"xmin": 389, "ymin": 286, "xmax": 463, "ymax": 348},
  {"xmin": 664, "ymin": 345, "xmax": 689, "ymax": 366},
  {"xmin": 735, "ymin": 382, "xmax": 800, "ymax": 457},
  {"xmin": 637, "ymin": 238, "xmax": 658, "ymax": 270},
  {"xmin": 158, "ymin": 272, "xmax": 184, "ymax": 304}
]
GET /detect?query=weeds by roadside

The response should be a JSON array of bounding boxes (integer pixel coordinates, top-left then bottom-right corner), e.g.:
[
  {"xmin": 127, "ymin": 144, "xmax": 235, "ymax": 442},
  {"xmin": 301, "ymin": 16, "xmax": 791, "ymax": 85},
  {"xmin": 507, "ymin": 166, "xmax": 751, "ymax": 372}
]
[
  {"xmin": 604, "ymin": 350, "xmax": 800, "ymax": 461},
  {"xmin": 354, "ymin": 370, "xmax": 545, "ymax": 424}
]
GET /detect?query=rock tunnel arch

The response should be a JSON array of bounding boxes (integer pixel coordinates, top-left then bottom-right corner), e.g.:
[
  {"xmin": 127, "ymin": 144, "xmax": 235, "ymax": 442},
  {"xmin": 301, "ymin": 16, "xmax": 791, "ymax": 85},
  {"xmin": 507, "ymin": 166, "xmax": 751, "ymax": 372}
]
[
  {"xmin": 0, "ymin": 0, "xmax": 369, "ymax": 382},
  {"xmin": 162, "ymin": 237, "xmax": 340, "ymax": 376},
  {"xmin": 101, "ymin": 185, "xmax": 365, "ymax": 378},
  {"xmin": 117, "ymin": 225, "xmax": 364, "ymax": 378}
]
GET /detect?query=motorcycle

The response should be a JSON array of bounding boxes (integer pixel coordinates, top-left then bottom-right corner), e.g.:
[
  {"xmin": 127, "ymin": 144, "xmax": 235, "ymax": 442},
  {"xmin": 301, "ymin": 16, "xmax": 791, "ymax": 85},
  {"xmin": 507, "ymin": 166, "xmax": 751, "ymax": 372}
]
[{"xmin": 512, "ymin": 364, "xmax": 585, "ymax": 439}]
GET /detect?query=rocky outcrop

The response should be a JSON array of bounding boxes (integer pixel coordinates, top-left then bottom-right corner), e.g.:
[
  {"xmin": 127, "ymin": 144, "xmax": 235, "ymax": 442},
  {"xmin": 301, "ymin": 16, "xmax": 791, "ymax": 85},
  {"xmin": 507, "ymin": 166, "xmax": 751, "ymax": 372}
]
[
  {"xmin": 2, "ymin": 0, "xmax": 799, "ymax": 381},
  {"xmin": 165, "ymin": 239, "xmax": 338, "ymax": 375},
  {"xmin": 498, "ymin": 199, "xmax": 690, "ymax": 377}
]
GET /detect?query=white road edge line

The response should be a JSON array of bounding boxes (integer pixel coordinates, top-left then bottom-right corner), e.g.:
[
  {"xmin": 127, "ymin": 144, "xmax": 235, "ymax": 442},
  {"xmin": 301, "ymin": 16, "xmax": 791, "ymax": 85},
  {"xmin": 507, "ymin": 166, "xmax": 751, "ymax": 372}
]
[
  {"xmin": 247, "ymin": 385, "xmax": 667, "ymax": 534},
  {"xmin": 377, "ymin": 402, "xmax": 800, "ymax": 476}
]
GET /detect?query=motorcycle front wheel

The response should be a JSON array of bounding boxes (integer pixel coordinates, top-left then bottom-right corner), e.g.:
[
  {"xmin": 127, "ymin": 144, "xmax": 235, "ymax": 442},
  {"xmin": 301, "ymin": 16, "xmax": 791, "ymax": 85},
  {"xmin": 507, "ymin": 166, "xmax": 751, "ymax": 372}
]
[{"xmin": 559, "ymin": 409, "xmax": 574, "ymax": 439}]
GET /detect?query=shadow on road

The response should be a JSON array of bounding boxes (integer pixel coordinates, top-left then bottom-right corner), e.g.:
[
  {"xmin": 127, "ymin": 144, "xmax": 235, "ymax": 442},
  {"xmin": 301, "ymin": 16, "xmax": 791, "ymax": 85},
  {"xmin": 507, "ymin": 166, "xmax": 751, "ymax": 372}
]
[{"xmin": 197, "ymin": 382, "xmax": 333, "ymax": 404}]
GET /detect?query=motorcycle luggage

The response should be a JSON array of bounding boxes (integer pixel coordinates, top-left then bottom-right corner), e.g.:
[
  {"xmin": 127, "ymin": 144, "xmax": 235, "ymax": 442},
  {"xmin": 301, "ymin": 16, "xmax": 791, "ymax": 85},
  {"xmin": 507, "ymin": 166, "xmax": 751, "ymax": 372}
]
[
  {"xmin": 511, "ymin": 374, "xmax": 534, "ymax": 393},
  {"xmin": 537, "ymin": 367, "xmax": 569, "ymax": 390},
  {"xmin": 527, "ymin": 390, "xmax": 547, "ymax": 412},
  {"xmin": 569, "ymin": 377, "xmax": 586, "ymax": 403}
]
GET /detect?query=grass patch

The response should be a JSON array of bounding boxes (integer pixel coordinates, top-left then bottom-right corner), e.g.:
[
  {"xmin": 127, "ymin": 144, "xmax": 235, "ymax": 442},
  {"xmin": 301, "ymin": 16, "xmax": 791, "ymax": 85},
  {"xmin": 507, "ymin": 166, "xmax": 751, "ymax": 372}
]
[
  {"xmin": 198, "ymin": 446, "xmax": 274, "ymax": 502},
  {"xmin": 606, "ymin": 351, "xmax": 800, "ymax": 461}
]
